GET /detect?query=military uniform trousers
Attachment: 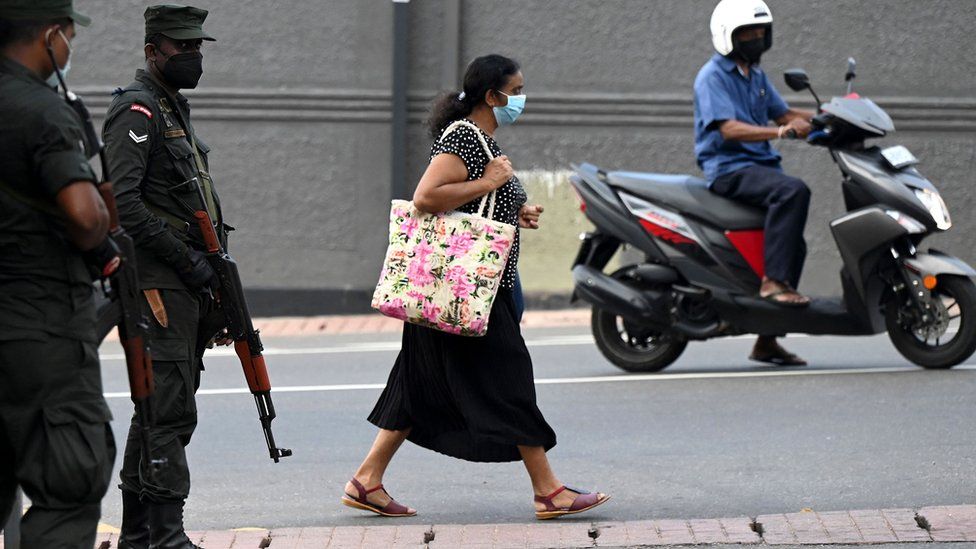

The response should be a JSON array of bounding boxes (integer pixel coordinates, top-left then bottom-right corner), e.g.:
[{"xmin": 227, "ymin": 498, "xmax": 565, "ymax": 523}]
[
  {"xmin": 0, "ymin": 337, "xmax": 116, "ymax": 549},
  {"xmin": 120, "ymin": 288, "xmax": 215, "ymax": 502}
]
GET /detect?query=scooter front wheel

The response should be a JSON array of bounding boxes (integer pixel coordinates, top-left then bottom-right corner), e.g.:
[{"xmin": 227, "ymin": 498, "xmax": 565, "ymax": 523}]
[
  {"xmin": 885, "ymin": 275, "xmax": 976, "ymax": 369},
  {"xmin": 591, "ymin": 307, "xmax": 687, "ymax": 372}
]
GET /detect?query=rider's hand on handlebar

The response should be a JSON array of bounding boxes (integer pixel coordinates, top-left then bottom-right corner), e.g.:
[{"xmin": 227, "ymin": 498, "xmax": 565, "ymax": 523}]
[
  {"xmin": 483, "ymin": 155, "xmax": 514, "ymax": 190},
  {"xmin": 785, "ymin": 118, "xmax": 812, "ymax": 139}
]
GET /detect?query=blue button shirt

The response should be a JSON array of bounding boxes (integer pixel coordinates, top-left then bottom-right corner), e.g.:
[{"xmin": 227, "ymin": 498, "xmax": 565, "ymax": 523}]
[{"xmin": 694, "ymin": 53, "xmax": 790, "ymax": 183}]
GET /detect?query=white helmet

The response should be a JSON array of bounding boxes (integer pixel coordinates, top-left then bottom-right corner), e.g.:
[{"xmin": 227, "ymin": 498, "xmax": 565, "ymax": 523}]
[{"xmin": 710, "ymin": 0, "xmax": 773, "ymax": 56}]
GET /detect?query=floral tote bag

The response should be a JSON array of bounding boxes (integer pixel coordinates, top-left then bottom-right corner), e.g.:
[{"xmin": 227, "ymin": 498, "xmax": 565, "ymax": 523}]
[{"xmin": 371, "ymin": 120, "xmax": 516, "ymax": 336}]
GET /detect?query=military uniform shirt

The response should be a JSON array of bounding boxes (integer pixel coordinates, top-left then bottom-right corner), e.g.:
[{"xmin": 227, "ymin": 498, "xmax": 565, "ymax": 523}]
[
  {"xmin": 103, "ymin": 69, "xmax": 223, "ymax": 290},
  {"xmin": 0, "ymin": 57, "xmax": 98, "ymax": 342}
]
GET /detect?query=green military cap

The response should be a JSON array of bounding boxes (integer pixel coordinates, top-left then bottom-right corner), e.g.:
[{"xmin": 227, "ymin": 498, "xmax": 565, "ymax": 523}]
[
  {"xmin": 144, "ymin": 4, "xmax": 215, "ymax": 41},
  {"xmin": 0, "ymin": 0, "xmax": 91, "ymax": 26}
]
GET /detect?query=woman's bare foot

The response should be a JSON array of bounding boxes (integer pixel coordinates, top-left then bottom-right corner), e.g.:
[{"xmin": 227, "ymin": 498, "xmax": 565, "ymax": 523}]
[
  {"xmin": 534, "ymin": 485, "xmax": 610, "ymax": 519},
  {"xmin": 342, "ymin": 477, "xmax": 416, "ymax": 516},
  {"xmin": 760, "ymin": 277, "xmax": 810, "ymax": 306}
]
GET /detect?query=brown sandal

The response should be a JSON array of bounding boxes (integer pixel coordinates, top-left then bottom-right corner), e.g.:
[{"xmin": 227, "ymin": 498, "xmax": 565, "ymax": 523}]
[
  {"xmin": 340, "ymin": 478, "xmax": 416, "ymax": 517},
  {"xmin": 535, "ymin": 486, "xmax": 610, "ymax": 520}
]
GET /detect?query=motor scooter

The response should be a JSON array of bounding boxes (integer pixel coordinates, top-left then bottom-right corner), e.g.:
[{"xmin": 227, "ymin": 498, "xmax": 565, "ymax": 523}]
[{"xmin": 569, "ymin": 59, "xmax": 976, "ymax": 372}]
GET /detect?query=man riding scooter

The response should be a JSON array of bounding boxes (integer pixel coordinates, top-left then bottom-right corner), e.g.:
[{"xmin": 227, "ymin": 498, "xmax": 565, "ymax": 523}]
[{"xmin": 694, "ymin": 0, "xmax": 814, "ymax": 366}]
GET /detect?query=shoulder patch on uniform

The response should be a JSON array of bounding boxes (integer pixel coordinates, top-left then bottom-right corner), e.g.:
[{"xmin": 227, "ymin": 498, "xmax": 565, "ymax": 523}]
[
  {"xmin": 129, "ymin": 130, "xmax": 149, "ymax": 144},
  {"xmin": 130, "ymin": 104, "xmax": 153, "ymax": 119}
]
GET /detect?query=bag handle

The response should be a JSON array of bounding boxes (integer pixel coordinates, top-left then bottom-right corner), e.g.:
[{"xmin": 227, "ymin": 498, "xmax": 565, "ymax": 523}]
[{"xmin": 438, "ymin": 120, "xmax": 500, "ymax": 220}]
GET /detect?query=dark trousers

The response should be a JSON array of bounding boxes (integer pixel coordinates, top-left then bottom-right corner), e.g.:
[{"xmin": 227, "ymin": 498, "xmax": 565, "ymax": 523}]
[
  {"xmin": 0, "ymin": 338, "xmax": 115, "ymax": 549},
  {"xmin": 711, "ymin": 165, "xmax": 811, "ymax": 288},
  {"xmin": 120, "ymin": 289, "xmax": 212, "ymax": 503}
]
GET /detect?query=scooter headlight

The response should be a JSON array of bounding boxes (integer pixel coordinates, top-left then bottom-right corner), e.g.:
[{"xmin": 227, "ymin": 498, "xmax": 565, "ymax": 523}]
[
  {"xmin": 885, "ymin": 210, "xmax": 926, "ymax": 234},
  {"xmin": 913, "ymin": 188, "xmax": 952, "ymax": 231}
]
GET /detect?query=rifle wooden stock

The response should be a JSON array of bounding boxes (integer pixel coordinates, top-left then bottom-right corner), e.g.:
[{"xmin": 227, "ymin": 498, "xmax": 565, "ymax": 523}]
[
  {"xmin": 122, "ymin": 335, "xmax": 154, "ymax": 400},
  {"xmin": 194, "ymin": 210, "xmax": 221, "ymax": 253}
]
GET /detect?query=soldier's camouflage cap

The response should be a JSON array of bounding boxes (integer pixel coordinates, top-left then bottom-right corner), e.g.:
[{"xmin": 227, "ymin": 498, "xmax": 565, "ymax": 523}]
[
  {"xmin": 0, "ymin": 0, "xmax": 91, "ymax": 26},
  {"xmin": 145, "ymin": 4, "xmax": 214, "ymax": 41}
]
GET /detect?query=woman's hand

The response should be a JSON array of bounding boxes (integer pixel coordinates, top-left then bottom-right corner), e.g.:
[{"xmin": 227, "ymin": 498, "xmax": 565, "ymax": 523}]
[
  {"xmin": 518, "ymin": 204, "xmax": 544, "ymax": 229},
  {"xmin": 482, "ymin": 155, "xmax": 514, "ymax": 190}
]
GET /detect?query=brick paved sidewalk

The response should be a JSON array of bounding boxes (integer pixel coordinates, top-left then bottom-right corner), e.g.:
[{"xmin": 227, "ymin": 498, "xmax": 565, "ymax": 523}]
[
  {"xmin": 10, "ymin": 504, "xmax": 967, "ymax": 548},
  {"xmin": 102, "ymin": 309, "xmax": 591, "ymax": 342}
]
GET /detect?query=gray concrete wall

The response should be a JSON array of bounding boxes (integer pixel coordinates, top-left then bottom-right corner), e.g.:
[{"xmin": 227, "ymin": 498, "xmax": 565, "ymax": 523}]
[{"xmin": 67, "ymin": 0, "xmax": 976, "ymax": 313}]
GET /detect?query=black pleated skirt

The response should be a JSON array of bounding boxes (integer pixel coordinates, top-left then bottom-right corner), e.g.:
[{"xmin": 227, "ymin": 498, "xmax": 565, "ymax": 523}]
[{"xmin": 368, "ymin": 288, "xmax": 557, "ymax": 462}]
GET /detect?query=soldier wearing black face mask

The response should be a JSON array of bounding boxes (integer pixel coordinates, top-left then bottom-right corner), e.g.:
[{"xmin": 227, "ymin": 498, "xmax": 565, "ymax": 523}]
[
  {"xmin": 0, "ymin": 1, "xmax": 118, "ymax": 546},
  {"xmin": 101, "ymin": 4, "xmax": 228, "ymax": 548}
]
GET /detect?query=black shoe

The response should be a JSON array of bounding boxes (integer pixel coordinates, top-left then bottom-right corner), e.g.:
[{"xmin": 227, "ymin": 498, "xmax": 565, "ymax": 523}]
[
  {"xmin": 118, "ymin": 490, "xmax": 150, "ymax": 549},
  {"xmin": 148, "ymin": 500, "xmax": 201, "ymax": 549}
]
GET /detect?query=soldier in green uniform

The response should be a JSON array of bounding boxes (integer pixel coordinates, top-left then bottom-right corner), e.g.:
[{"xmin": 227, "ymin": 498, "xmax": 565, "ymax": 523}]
[
  {"xmin": 0, "ymin": 1, "xmax": 117, "ymax": 547},
  {"xmin": 102, "ymin": 5, "xmax": 226, "ymax": 548}
]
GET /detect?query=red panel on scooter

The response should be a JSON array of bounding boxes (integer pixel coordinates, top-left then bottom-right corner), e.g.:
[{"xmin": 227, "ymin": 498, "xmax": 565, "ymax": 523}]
[{"xmin": 725, "ymin": 230, "xmax": 765, "ymax": 278}]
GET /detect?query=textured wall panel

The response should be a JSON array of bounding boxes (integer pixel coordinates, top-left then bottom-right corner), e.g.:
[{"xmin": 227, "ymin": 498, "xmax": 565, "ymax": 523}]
[{"xmin": 60, "ymin": 0, "xmax": 976, "ymax": 311}]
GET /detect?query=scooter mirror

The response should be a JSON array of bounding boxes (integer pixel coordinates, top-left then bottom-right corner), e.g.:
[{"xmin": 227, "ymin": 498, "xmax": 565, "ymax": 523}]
[
  {"xmin": 845, "ymin": 58, "xmax": 857, "ymax": 82},
  {"xmin": 784, "ymin": 69, "xmax": 811, "ymax": 92}
]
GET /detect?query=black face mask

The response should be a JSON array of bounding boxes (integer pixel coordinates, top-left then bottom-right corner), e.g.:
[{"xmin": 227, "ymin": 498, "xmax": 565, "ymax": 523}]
[
  {"xmin": 156, "ymin": 51, "xmax": 203, "ymax": 89},
  {"xmin": 733, "ymin": 37, "xmax": 766, "ymax": 65}
]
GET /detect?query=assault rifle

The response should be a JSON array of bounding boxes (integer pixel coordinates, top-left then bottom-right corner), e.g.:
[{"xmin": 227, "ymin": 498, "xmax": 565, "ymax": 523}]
[
  {"xmin": 192, "ymin": 208, "xmax": 292, "ymax": 462},
  {"xmin": 62, "ymin": 86, "xmax": 166, "ymax": 480}
]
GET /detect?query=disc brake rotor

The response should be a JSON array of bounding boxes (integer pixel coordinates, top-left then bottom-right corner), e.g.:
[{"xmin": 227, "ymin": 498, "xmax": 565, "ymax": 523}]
[{"xmin": 912, "ymin": 295, "xmax": 950, "ymax": 342}]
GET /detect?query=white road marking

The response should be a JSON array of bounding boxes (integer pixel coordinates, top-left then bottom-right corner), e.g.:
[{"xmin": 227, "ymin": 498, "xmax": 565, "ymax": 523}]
[
  {"xmin": 101, "ymin": 364, "xmax": 975, "ymax": 399},
  {"xmin": 98, "ymin": 333, "xmax": 824, "ymax": 361},
  {"xmin": 98, "ymin": 335, "xmax": 597, "ymax": 361}
]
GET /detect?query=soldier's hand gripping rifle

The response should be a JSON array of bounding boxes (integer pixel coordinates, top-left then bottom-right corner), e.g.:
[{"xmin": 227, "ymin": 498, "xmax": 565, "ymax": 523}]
[
  {"xmin": 59, "ymin": 83, "xmax": 167, "ymax": 480},
  {"xmin": 192, "ymin": 209, "xmax": 292, "ymax": 462}
]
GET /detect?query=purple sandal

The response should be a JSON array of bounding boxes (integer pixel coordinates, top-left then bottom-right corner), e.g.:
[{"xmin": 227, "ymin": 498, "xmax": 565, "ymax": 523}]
[
  {"xmin": 535, "ymin": 485, "xmax": 610, "ymax": 520},
  {"xmin": 341, "ymin": 478, "xmax": 416, "ymax": 517}
]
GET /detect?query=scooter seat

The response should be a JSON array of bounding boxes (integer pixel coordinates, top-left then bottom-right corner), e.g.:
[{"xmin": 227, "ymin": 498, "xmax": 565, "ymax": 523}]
[{"xmin": 605, "ymin": 171, "xmax": 766, "ymax": 230}]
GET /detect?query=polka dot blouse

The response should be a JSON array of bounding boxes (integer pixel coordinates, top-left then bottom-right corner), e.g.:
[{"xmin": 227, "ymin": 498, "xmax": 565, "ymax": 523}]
[{"xmin": 430, "ymin": 119, "xmax": 527, "ymax": 289}]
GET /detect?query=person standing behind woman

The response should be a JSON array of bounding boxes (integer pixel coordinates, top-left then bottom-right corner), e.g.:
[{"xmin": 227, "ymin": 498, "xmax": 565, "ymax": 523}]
[{"xmin": 342, "ymin": 54, "xmax": 609, "ymax": 520}]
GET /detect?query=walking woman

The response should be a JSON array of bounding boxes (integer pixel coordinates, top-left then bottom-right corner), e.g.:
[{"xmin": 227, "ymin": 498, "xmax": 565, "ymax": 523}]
[{"xmin": 342, "ymin": 54, "xmax": 610, "ymax": 520}]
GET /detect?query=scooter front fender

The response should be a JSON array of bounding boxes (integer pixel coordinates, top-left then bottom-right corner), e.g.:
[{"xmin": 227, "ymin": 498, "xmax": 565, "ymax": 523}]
[{"xmin": 904, "ymin": 250, "xmax": 976, "ymax": 279}]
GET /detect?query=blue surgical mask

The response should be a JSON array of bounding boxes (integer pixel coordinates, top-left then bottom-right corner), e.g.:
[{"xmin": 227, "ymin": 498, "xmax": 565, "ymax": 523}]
[
  {"xmin": 45, "ymin": 29, "xmax": 72, "ymax": 89},
  {"xmin": 493, "ymin": 90, "xmax": 526, "ymax": 126}
]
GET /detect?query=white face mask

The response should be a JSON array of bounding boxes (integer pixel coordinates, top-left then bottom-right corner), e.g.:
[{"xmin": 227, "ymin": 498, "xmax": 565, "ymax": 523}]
[{"xmin": 45, "ymin": 29, "xmax": 72, "ymax": 89}]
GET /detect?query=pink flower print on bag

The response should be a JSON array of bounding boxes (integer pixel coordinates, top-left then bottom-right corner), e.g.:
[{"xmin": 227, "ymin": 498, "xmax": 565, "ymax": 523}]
[
  {"xmin": 407, "ymin": 290, "xmax": 426, "ymax": 302},
  {"xmin": 470, "ymin": 316, "xmax": 486, "ymax": 334},
  {"xmin": 379, "ymin": 298, "xmax": 407, "ymax": 320},
  {"xmin": 446, "ymin": 232, "xmax": 475, "ymax": 257},
  {"xmin": 407, "ymin": 258, "xmax": 435, "ymax": 288},
  {"xmin": 490, "ymin": 238, "xmax": 510, "ymax": 256},
  {"xmin": 445, "ymin": 265, "xmax": 468, "ymax": 284},
  {"xmin": 372, "ymin": 120, "xmax": 518, "ymax": 336},
  {"xmin": 422, "ymin": 301, "xmax": 442, "ymax": 323},
  {"xmin": 400, "ymin": 216, "xmax": 420, "ymax": 239},
  {"xmin": 451, "ymin": 276, "xmax": 476, "ymax": 299},
  {"xmin": 414, "ymin": 239, "xmax": 435, "ymax": 260}
]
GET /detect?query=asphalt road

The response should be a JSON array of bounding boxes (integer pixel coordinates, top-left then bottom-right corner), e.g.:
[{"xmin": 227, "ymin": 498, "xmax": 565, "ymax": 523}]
[{"xmin": 93, "ymin": 327, "xmax": 976, "ymax": 531}]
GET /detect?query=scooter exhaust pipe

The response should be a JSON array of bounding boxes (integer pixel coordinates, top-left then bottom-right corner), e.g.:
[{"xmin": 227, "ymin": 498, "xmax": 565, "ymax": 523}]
[{"xmin": 572, "ymin": 265, "xmax": 669, "ymax": 325}]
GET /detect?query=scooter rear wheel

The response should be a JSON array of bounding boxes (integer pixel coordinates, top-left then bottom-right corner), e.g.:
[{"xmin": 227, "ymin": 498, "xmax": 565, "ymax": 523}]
[
  {"xmin": 591, "ymin": 307, "xmax": 687, "ymax": 372},
  {"xmin": 885, "ymin": 275, "xmax": 976, "ymax": 369}
]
